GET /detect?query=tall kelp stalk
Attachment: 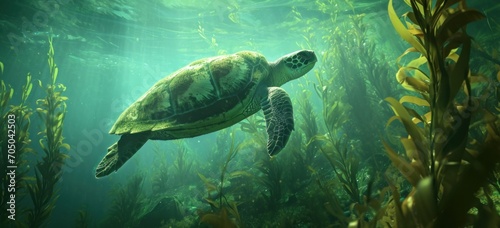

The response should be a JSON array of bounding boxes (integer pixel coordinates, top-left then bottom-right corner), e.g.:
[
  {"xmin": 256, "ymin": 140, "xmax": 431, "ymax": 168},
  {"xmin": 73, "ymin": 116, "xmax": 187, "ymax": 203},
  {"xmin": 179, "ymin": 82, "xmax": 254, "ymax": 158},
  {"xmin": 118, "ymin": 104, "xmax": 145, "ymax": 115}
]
[
  {"xmin": 370, "ymin": 0, "xmax": 500, "ymax": 227},
  {"xmin": 27, "ymin": 38, "xmax": 70, "ymax": 227},
  {"xmin": 0, "ymin": 66, "xmax": 33, "ymax": 227},
  {"xmin": 256, "ymin": 152, "xmax": 284, "ymax": 210},
  {"xmin": 280, "ymin": 87, "xmax": 321, "ymax": 194},
  {"xmin": 198, "ymin": 131, "xmax": 243, "ymax": 228},
  {"xmin": 309, "ymin": 27, "xmax": 365, "ymax": 202},
  {"xmin": 316, "ymin": 1, "xmax": 397, "ymax": 172}
]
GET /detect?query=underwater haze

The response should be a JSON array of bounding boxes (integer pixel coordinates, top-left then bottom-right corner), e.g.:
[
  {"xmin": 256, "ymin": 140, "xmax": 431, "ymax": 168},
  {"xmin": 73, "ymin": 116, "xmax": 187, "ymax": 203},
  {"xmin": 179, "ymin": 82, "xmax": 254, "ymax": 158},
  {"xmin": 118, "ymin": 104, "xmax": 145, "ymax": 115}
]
[{"xmin": 1, "ymin": 0, "xmax": 500, "ymax": 227}]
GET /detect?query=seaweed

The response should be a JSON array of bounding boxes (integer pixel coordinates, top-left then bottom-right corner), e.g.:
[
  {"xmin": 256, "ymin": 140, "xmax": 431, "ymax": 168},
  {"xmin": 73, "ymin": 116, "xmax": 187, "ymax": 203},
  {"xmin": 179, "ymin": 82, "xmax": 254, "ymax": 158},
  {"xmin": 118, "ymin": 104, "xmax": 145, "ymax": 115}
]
[
  {"xmin": 295, "ymin": 88, "xmax": 320, "ymax": 166},
  {"xmin": 150, "ymin": 143, "xmax": 170, "ymax": 197},
  {"xmin": 27, "ymin": 37, "xmax": 70, "ymax": 228},
  {"xmin": 256, "ymin": 154, "xmax": 284, "ymax": 210},
  {"xmin": 198, "ymin": 131, "xmax": 243, "ymax": 227},
  {"xmin": 170, "ymin": 140, "xmax": 194, "ymax": 188},
  {"xmin": 102, "ymin": 175, "xmax": 145, "ymax": 227},
  {"xmin": 282, "ymin": 133, "xmax": 311, "ymax": 193},
  {"xmin": 0, "ymin": 63, "xmax": 33, "ymax": 227},
  {"xmin": 74, "ymin": 209, "xmax": 90, "ymax": 228},
  {"xmin": 239, "ymin": 113, "xmax": 267, "ymax": 149},
  {"xmin": 320, "ymin": 137, "xmax": 361, "ymax": 204},
  {"xmin": 378, "ymin": 0, "xmax": 500, "ymax": 226},
  {"xmin": 205, "ymin": 128, "xmax": 233, "ymax": 176},
  {"xmin": 0, "ymin": 68, "xmax": 33, "ymax": 227},
  {"xmin": 314, "ymin": 7, "xmax": 395, "ymax": 172}
]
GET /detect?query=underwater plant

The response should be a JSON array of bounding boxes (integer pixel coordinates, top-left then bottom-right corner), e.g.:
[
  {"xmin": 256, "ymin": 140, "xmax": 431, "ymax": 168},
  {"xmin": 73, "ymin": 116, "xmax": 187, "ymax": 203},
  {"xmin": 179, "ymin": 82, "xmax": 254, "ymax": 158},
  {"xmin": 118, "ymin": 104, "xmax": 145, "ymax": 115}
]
[
  {"xmin": 313, "ymin": 5, "xmax": 396, "ymax": 173},
  {"xmin": 0, "ymin": 68, "xmax": 34, "ymax": 226},
  {"xmin": 371, "ymin": 0, "xmax": 500, "ymax": 227},
  {"xmin": 315, "ymin": 177, "xmax": 350, "ymax": 227},
  {"xmin": 26, "ymin": 37, "xmax": 70, "ymax": 228},
  {"xmin": 198, "ymin": 131, "xmax": 243, "ymax": 228},
  {"xmin": 74, "ymin": 209, "xmax": 90, "ymax": 228},
  {"xmin": 150, "ymin": 143, "xmax": 171, "ymax": 197},
  {"xmin": 321, "ymin": 137, "xmax": 361, "ymax": 204},
  {"xmin": 256, "ymin": 153, "xmax": 284, "ymax": 210},
  {"xmin": 169, "ymin": 140, "xmax": 195, "ymax": 188},
  {"xmin": 295, "ymin": 88, "xmax": 321, "ymax": 167},
  {"xmin": 102, "ymin": 175, "xmax": 145, "ymax": 227}
]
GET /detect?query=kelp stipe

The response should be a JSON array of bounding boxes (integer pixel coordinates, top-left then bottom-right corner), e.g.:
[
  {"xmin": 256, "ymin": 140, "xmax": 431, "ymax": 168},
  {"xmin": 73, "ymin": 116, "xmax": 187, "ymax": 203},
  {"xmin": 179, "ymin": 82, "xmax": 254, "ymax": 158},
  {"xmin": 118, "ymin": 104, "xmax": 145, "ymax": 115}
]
[
  {"xmin": 255, "ymin": 153, "xmax": 284, "ymax": 210},
  {"xmin": 284, "ymin": 87, "xmax": 321, "ymax": 192},
  {"xmin": 376, "ymin": 0, "xmax": 500, "ymax": 227},
  {"xmin": 198, "ymin": 131, "xmax": 243, "ymax": 228},
  {"xmin": 0, "ymin": 66, "xmax": 34, "ymax": 227},
  {"xmin": 27, "ymin": 37, "xmax": 70, "ymax": 227}
]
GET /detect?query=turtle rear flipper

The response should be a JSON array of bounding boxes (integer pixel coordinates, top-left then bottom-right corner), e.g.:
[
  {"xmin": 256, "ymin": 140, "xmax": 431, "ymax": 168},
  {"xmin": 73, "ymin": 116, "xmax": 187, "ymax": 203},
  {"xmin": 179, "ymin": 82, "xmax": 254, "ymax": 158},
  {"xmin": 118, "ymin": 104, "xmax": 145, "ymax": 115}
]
[
  {"xmin": 261, "ymin": 87, "xmax": 294, "ymax": 156},
  {"xmin": 95, "ymin": 133, "xmax": 150, "ymax": 178}
]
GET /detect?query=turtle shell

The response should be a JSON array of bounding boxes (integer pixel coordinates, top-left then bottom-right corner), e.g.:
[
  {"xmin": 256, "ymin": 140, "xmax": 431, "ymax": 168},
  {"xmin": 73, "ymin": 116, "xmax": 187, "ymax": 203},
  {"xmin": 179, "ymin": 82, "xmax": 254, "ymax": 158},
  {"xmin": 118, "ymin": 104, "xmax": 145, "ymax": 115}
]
[{"xmin": 110, "ymin": 51, "xmax": 270, "ymax": 136}]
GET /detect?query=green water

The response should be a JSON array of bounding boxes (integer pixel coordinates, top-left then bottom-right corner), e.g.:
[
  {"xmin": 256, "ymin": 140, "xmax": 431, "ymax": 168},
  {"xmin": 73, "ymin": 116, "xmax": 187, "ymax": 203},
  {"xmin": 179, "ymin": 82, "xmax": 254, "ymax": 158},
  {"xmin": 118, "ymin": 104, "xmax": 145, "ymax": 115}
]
[{"xmin": 1, "ymin": 0, "xmax": 499, "ymax": 227}]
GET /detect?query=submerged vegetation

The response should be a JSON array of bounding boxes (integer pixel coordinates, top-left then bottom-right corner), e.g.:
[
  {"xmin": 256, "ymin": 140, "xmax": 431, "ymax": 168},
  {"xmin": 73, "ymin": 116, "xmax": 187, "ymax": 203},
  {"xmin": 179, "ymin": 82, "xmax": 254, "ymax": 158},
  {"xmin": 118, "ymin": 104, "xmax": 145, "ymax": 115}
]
[
  {"xmin": 27, "ymin": 37, "xmax": 70, "ymax": 228},
  {"xmin": 378, "ymin": 0, "xmax": 500, "ymax": 226},
  {"xmin": 1, "ymin": 38, "xmax": 69, "ymax": 227},
  {"xmin": 1, "ymin": 0, "xmax": 500, "ymax": 227},
  {"xmin": 0, "ymin": 70, "xmax": 33, "ymax": 227}
]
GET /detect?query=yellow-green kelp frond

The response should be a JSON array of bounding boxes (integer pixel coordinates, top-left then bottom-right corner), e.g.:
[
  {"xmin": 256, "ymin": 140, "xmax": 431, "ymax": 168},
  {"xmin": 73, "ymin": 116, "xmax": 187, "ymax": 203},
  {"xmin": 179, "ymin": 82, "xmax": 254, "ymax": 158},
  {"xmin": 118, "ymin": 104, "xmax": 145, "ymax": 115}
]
[
  {"xmin": 198, "ymin": 130, "xmax": 243, "ymax": 228},
  {"xmin": 1, "ymin": 72, "xmax": 34, "ymax": 227},
  {"xmin": 27, "ymin": 37, "xmax": 70, "ymax": 228},
  {"xmin": 381, "ymin": 0, "xmax": 500, "ymax": 227}
]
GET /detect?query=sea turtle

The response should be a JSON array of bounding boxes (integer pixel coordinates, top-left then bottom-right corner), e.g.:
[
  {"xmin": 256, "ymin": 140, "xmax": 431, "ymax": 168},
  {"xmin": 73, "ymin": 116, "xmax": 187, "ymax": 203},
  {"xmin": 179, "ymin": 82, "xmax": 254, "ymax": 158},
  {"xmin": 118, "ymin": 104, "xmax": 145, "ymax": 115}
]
[{"xmin": 95, "ymin": 50, "xmax": 317, "ymax": 177}]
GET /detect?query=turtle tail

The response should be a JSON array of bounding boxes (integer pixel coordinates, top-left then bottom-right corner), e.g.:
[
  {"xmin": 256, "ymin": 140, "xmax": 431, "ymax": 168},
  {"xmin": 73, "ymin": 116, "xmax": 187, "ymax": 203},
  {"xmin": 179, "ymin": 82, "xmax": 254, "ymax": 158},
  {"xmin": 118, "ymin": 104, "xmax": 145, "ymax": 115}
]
[{"xmin": 95, "ymin": 133, "xmax": 150, "ymax": 178}]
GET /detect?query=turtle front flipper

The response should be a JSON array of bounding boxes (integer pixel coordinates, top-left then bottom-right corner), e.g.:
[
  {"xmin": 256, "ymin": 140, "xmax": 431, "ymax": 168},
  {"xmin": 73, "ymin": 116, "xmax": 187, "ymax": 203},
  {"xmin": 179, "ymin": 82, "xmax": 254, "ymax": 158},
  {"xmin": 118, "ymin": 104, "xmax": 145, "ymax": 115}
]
[
  {"xmin": 260, "ymin": 87, "xmax": 294, "ymax": 156},
  {"xmin": 95, "ymin": 132, "xmax": 150, "ymax": 178}
]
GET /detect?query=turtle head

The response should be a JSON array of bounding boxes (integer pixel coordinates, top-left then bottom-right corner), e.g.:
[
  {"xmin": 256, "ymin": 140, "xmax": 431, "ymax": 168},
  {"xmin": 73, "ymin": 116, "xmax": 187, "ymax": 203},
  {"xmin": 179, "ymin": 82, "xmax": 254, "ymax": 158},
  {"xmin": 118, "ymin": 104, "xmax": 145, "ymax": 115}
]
[{"xmin": 270, "ymin": 50, "xmax": 317, "ymax": 86}]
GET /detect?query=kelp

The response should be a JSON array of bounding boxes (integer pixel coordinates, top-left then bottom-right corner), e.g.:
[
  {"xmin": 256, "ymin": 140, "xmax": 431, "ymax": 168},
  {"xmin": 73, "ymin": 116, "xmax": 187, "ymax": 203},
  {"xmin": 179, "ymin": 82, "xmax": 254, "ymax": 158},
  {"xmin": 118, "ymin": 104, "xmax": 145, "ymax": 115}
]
[
  {"xmin": 381, "ymin": 0, "xmax": 500, "ymax": 226},
  {"xmin": 0, "ymin": 68, "xmax": 33, "ymax": 227},
  {"xmin": 102, "ymin": 175, "xmax": 145, "ymax": 227},
  {"xmin": 313, "ymin": 8, "xmax": 395, "ymax": 169},
  {"xmin": 198, "ymin": 131, "xmax": 243, "ymax": 227},
  {"xmin": 313, "ymin": 60, "xmax": 351, "ymax": 138},
  {"xmin": 150, "ymin": 143, "xmax": 170, "ymax": 197},
  {"xmin": 280, "ymin": 90, "xmax": 320, "ymax": 193},
  {"xmin": 239, "ymin": 113, "xmax": 267, "ymax": 147},
  {"xmin": 170, "ymin": 140, "xmax": 194, "ymax": 188},
  {"xmin": 256, "ymin": 153, "xmax": 284, "ymax": 210},
  {"xmin": 282, "ymin": 133, "xmax": 312, "ymax": 193},
  {"xmin": 316, "ymin": 178, "xmax": 349, "ymax": 227},
  {"xmin": 27, "ymin": 37, "xmax": 70, "ymax": 228},
  {"xmin": 74, "ymin": 209, "xmax": 90, "ymax": 228},
  {"xmin": 322, "ymin": 138, "xmax": 361, "ymax": 204},
  {"xmin": 349, "ymin": 185, "xmax": 392, "ymax": 228}
]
